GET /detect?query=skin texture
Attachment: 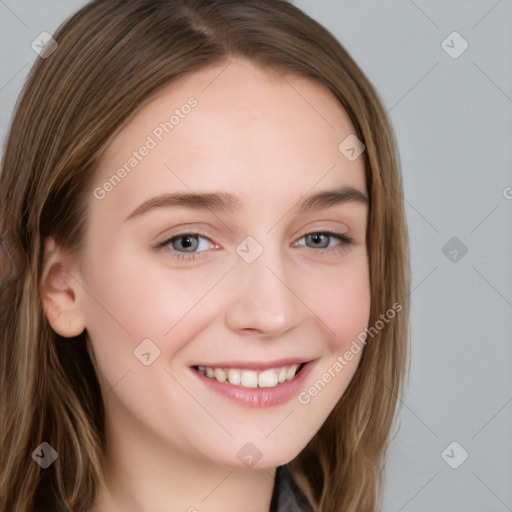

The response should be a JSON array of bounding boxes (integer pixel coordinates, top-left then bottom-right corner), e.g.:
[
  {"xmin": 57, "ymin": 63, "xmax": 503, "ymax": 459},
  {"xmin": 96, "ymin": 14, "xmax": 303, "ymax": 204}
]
[{"xmin": 41, "ymin": 59, "xmax": 370, "ymax": 512}]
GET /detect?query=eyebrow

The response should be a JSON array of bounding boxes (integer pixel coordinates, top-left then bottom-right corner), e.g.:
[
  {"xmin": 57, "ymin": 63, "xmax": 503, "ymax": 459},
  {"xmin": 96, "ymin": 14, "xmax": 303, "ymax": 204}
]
[{"xmin": 125, "ymin": 186, "xmax": 368, "ymax": 222}]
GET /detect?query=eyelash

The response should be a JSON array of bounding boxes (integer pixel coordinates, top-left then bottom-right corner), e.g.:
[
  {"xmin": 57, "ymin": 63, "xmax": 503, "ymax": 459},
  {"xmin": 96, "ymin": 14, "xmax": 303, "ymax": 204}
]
[{"xmin": 155, "ymin": 230, "xmax": 354, "ymax": 262}]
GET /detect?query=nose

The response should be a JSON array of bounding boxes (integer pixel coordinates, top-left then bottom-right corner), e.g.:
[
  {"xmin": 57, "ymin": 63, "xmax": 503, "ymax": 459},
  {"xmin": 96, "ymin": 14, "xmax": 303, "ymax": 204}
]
[{"xmin": 223, "ymin": 245, "xmax": 306, "ymax": 337}]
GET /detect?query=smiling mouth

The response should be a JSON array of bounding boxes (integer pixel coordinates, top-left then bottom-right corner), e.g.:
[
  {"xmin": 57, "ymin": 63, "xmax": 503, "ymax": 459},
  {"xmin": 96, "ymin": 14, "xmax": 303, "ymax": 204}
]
[{"xmin": 192, "ymin": 363, "xmax": 306, "ymax": 389}]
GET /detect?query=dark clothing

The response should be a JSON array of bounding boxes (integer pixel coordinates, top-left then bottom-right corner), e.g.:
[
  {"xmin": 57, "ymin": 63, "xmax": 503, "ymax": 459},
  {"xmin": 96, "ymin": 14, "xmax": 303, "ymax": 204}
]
[
  {"xmin": 48, "ymin": 464, "xmax": 315, "ymax": 512},
  {"xmin": 270, "ymin": 464, "xmax": 316, "ymax": 512}
]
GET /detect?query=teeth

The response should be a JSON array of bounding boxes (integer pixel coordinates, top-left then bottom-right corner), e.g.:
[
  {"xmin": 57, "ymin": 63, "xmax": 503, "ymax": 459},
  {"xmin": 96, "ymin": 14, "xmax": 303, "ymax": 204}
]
[
  {"xmin": 285, "ymin": 365, "xmax": 298, "ymax": 380},
  {"xmin": 214, "ymin": 368, "xmax": 227, "ymax": 382},
  {"xmin": 227, "ymin": 369, "xmax": 241, "ymax": 386},
  {"xmin": 241, "ymin": 370, "xmax": 258, "ymax": 388},
  {"xmin": 259, "ymin": 369, "xmax": 278, "ymax": 388},
  {"xmin": 196, "ymin": 363, "xmax": 302, "ymax": 388}
]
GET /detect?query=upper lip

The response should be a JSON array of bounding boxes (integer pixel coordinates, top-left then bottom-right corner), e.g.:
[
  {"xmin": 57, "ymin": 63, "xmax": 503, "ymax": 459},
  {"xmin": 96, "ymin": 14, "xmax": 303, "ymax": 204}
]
[{"xmin": 192, "ymin": 358, "xmax": 312, "ymax": 371}]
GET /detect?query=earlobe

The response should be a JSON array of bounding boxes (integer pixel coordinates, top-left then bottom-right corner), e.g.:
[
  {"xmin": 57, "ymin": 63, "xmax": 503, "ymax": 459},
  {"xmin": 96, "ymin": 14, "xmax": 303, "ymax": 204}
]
[{"xmin": 40, "ymin": 237, "xmax": 86, "ymax": 338}]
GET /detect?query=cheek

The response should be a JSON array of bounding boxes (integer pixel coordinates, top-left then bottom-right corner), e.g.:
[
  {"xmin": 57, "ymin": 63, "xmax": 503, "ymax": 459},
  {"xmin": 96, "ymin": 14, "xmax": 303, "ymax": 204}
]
[
  {"xmin": 300, "ymin": 257, "xmax": 371, "ymax": 351},
  {"xmin": 80, "ymin": 250, "xmax": 229, "ymax": 377},
  {"xmin": 116, "ymin": 260, "xmax": 233, "ymax": 348},
  {"xmin": 288, "ymin": 261, "xmax": 370, "ymax": 445},
  {"xmin": 329, "ymin": 277, "xmax": 371, "ymax": 353}
]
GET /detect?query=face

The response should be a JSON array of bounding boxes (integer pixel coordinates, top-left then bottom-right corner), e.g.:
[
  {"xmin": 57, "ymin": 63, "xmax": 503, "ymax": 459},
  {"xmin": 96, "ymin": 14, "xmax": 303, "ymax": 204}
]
[{"xmin": 69, "ymin": 59, "xmax": 370, "ymax": 469}]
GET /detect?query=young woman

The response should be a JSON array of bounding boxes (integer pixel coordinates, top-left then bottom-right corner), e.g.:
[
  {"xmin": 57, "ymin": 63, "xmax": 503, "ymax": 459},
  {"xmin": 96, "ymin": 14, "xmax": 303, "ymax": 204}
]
[{"xmin": 0, "ymin": 1, "xmax": 409, "ymax": 511}]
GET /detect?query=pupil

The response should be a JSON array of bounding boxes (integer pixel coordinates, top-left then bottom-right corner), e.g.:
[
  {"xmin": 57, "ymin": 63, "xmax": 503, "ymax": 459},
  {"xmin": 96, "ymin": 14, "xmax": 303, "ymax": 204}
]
[
  {"xmin": 175, "ymin": 236, "xmax": 197, "ymax": 251},
  {"xmin": 308, "ymin": 233, "xmax": 327, "ymax": 248}
]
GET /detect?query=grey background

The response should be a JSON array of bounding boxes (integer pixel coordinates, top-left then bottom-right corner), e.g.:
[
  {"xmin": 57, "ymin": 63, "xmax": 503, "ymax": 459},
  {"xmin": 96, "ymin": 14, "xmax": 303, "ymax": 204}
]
[{"xmin": 1, "ymin": 1, "xmax": 511, "ymax": 510}]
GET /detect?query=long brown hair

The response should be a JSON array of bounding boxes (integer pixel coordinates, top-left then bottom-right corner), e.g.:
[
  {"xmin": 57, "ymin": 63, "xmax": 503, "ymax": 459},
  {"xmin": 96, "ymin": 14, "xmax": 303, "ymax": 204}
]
[{"xmin": 0, "ymin": 1, "xmax": 409, "ymax": 511}]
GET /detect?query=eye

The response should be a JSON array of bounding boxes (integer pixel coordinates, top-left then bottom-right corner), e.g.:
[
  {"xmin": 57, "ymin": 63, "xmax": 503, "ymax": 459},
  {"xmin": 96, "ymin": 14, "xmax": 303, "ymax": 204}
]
[
  {"xmin": 166, "ymin": 234, "xmax": 211, "ymax": 253},
  {"xmin": 155, "ymin": 232, "xmax": 217, "ymax": 262},
  {"xmin": 294, "ymin": 231, "xmax": 353, "ymax": 252}
]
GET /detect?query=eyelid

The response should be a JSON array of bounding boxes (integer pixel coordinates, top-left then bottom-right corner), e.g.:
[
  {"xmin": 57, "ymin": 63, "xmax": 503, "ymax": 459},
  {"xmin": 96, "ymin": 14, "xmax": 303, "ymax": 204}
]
[
  {"xmin": 296, "ymin": 229, "xmax": 352, "ymax": 241},
  {"xmin": 293, "ymin": 230, "xmax": 354, "ymax": 251},
  {"xmin": 156, "ymin": 231, "xmax": 215, "ymax": 246}
]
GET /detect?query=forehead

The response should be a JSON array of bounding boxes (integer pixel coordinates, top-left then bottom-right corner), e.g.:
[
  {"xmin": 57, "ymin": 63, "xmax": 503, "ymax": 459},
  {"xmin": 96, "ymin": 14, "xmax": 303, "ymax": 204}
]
[{"xmin": 91, "ymin": 59, "xmax": 366, "ymax": 216}]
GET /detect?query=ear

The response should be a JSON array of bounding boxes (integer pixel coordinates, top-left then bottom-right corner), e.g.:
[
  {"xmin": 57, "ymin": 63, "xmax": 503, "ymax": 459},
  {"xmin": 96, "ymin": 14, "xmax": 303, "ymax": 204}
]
[{"xmin": 40, "ymin": 236, "xmax": 86, "ymax": 338}]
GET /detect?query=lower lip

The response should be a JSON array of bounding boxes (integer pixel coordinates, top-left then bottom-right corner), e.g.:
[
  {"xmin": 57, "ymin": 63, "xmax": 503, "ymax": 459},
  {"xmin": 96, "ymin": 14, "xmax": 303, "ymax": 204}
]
[{"xmin": 191, "ymin": 361, "xmax": 316, "ymax": 408}]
